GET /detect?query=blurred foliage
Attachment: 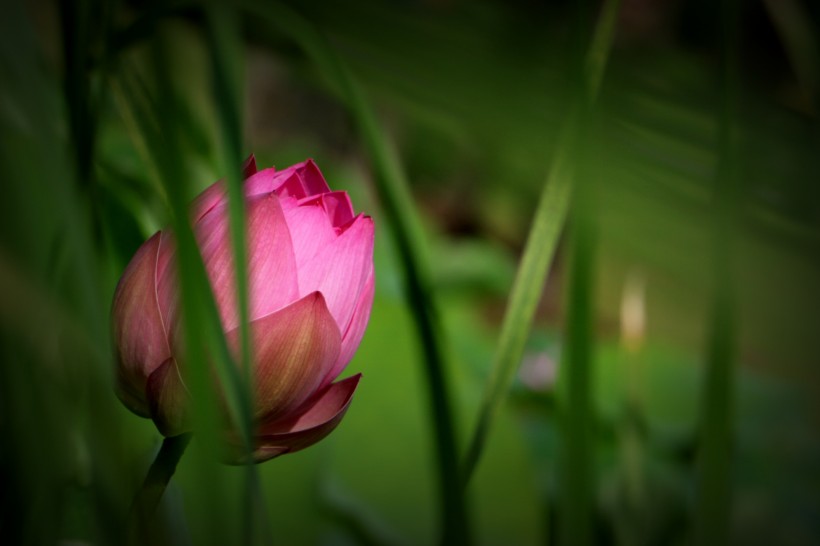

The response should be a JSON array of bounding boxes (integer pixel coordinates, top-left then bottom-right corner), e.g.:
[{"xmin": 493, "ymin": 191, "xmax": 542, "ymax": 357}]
[{"xmin": 1, "ymin": 0, "xmax": 819, "ymax": 544}]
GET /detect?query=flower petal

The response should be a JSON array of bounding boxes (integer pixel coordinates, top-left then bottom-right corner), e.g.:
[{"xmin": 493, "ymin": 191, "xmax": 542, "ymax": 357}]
[
  {"xmin": 244, "ymin": 167, "xmax": 285, "ymax": 198},
  {"xmin": 297, "ymin": 191, "xmax": 354, "ymax": 229},
  {"xmin": 147, "ymin": 357, "xmax": 191, "ymax": 437},
  {"xmin": 282, "ymin": 198, "xmax": 337, "ymax": 269},
  {"xmin": 155, "ymin": 230, "xmax": 180, "ymax": 347},
  {"xmin": 324, "ymin": 268, "xmax": 374, "ymax": 387},
  {"xmin": 251, "ymin": 373, "xmax": 361, "ymax": 462},
  {"xmin": 112, "ymin": 232, "xmax": 170, "ymax": 416},
  {"xmin": 194, "ymin": 192, "xmax": 299, "ymax": 331},
  {"xmin": 273, "ymin": 172, "xmax": 309, "ymax": 200},
  {"xmin": 296, "ymin": 159, "xmax": 331, "ymax": 197},
  {"xmin": 297, "ymin": 215, "xmax": 375, "ymax": 333},
  {"xmin": 224, "ymin": 292, "xmax": 341, "ymax": 421}
]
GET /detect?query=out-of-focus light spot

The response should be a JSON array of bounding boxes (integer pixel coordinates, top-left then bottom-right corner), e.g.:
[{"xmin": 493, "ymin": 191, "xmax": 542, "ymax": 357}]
[
  {"xmin": 519, "ymin": 349, "xmax": 559, "ymax": 392},
  {"xmin": 620, "ymin": 269, "xmax": 646, "ymax": 353}
]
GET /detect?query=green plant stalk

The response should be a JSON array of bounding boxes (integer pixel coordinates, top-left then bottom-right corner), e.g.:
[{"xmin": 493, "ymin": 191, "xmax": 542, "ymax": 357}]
[
  {"xmin": 204, "ymin": 3, "xmax": 254, "ymax": 448},
  {"xmin": 560, "ymin": 169, "xmax": 596, "ymax": 546},
  {"xmin": 148, "ymin": 32, "xmax": 222, "ymax": 454},
  {"xmin": 146, "ymin": 31, "xmax": 252, "ymax": 453},
  {"xmin": 694, "ymin": 0, "xmax": 739, "ymax": 542},
  {"xmin": 238, "ymin": 3, "xmax": 471, "ymax": 543},
  {"xmin": 461, "ymin": 0, "xmax": 622, "ymax": 486},
  {"xmin": 204, "ymin": 5, "xmax": 270, "ymax": 546},
  {"xmin": 127, "ymin": 433, "xmax": 192, "ymax": 545},
  {"xmin": 145, "ymin": 33, "xmax": 243, "ymax": 545}
]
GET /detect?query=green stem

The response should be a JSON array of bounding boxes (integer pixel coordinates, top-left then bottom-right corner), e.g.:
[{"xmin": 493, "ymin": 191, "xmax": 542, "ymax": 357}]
[
  {"xmin": 204, "ymin": 6, "xmax": 268, "ymax": 545},
  {"xmin": 342, "ymin": 67, "xmax": 470, "ymax": 546},
  {"xmin": 560, "ymin": 155, "xmax": 596, "ymax": 546},
  {"xmin": 694, "ymin": 0, "xmax": 739, "ymax": 542},
  {"xmin": 236, "ymin": 4, "xmax": 471, "ymax": 543},
  {"xmin": 128, "ymin": 434, "xmax": 192, "ymax": 544}
]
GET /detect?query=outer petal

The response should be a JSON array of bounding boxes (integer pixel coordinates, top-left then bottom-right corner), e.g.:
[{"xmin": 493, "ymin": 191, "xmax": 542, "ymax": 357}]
[
  {"xmin": 190, "ymin": 192, "xmax": 300, "ymax": 332},
  {"xmin": 154, "ymin": 230, "xmax": 179, "ymax": 349},
  {"xmin": 147, "ymin": 357, "xmax": 191, "ymax": 437},
  {"xmin": 112, "ymin": 232, "xmax": 171, "ymax": 416},
  {"xmin": 323, "ymin": 268, "xmax": 374, "ymax": 387},
  {"xmin": 297, "ymin": 215, "xmax": 375, "ymax": 333},
  {"xmin": 251, "ymin": 373, "xmax": 361, "ymax": 463},
  {"xmin": 224, "ymin": 292, "xmax": 341, "ymax": 421}
]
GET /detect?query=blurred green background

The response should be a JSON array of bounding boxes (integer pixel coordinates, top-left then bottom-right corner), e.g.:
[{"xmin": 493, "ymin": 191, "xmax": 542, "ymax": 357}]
[{"xmin": 1, "ymin": 0, "xmax": 819, "ymax": 544}]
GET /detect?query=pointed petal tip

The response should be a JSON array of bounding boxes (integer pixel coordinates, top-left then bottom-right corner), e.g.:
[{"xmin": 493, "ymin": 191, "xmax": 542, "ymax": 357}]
[
  {"xmin": 298, "ymin": 159, "xmax": 331, "ymax": 197},
  {"xmin": 242, "ymin": 154, "xmax": 258, "ymax": 178}
]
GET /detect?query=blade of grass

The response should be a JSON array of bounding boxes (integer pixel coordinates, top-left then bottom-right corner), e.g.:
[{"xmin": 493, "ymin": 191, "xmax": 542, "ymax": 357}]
[
  {"xmin": 761, "ymin": 0, "xmax": 819, "ymax": 110},
  {"xmin": 110, "ymin": 30, "xmax": 252, "ymax": 544},
  {"xmin": 694, "ymin": 0, "xmax": 740, "ymax": 543},
  {"xmin": 461, "ymin": 0, "xmax": 622, "ymax": 487},
  {"xmin": 203, "ymin": 4, "xmax": 270, "ymax": 545},
  {"xmin": 239, "ymin": 2, "xmax": 470, "ymax": 543}
]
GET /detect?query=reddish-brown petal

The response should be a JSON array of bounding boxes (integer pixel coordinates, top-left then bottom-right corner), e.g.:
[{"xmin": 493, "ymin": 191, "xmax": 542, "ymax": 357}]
[
  {"xmin": 251, "ymin": 373, "xmax": 361, "ymax": 462},
  {"xmin": 112, "ymin": 232, "xmax": 171, "ymax": 416},
  {"xmin": 242, "ymin": 154, "xmax": 258, "ymax": 178},
  {"xmin": 224, "ymin": 292, "xmax": 341, "ymax": 421},
  {"xmin": 147, "ymin": 357, "xmax": 191, "ymax": 437}
]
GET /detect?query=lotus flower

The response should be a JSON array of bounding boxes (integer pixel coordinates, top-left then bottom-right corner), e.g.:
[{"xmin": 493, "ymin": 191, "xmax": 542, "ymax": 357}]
[{"xmin": 112, "ymin": 157, "xmax": 374, "ymax": 462}]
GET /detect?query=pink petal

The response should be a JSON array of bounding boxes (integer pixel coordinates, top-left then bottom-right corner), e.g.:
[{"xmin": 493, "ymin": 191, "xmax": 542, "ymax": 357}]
[
  {"xmin": 193, "ymin": 192, "xmax": 299, "ymax": 331},
  {"xmin": 296, "ymin": 159, "xmax": 331, "ymax": 197},
  {"xmin": 112, "ymin": 232, "xmax": 171, "ymax": 416},
  {"xmin": 297, "ymin": 191, "xmax": 354, "ymax": 229},
  {"xmin": 244, "ymin": 167, "xmax": 285, "ymax": 198},
  {"xmin": 281, "ymin": 198, "xmax": 337, "ymax": 269},
  {"xmin": 251, "ymin": 373, "xmax": 362, "ymax": 462},
  {"xmin": 324, "ymin": 268, "xmax": 374, "ymax": 387},
  {"xmin": 224, "ymin": 292, "xmax": 341, "ymax": 421},
  {"xmin": 147, "ymin": 357, "xmax": 191, "ymax": 437},
  {"xmin": 245, "ymin": 160, "xmax": 330, "ymax": 200},
  {"xmin": 273, "ymin": 172, "xmax": 309, "ymax": 200},
  {"xmin": 155, "ymin": 230, "xmax": 180, "ymax": 348},
  {"xmin": 297, "ymin": 215, "xmax": 375, "ymax": 333}
]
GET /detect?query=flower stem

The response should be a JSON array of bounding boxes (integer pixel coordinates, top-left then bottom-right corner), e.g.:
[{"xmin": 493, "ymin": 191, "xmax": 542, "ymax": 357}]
[{"xmin": 127, "ymin": 433, "xmax": 192, "ymax": 544}]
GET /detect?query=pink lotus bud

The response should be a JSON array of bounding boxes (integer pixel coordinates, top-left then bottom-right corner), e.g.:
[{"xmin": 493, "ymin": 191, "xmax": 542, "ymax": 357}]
[{"xmin": 112, "ymin": 157, "xmax": 374, "ymax": 462}]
